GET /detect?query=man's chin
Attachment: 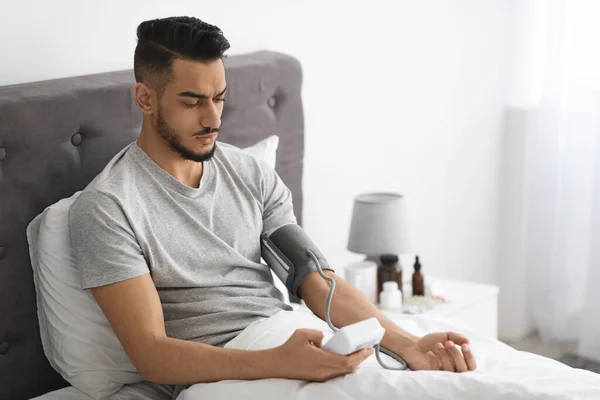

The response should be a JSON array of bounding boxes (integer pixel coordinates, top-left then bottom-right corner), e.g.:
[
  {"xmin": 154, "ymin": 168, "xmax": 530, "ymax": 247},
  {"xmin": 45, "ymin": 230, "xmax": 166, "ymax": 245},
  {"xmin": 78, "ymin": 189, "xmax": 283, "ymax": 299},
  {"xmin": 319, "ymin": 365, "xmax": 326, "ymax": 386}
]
[
  {"xmin": 193, "ymin": 141, "xmax": 217, "ymax": 156},
  {"xmin": 182, "ymin": 142, "xmax": 217, "ymax": 162},
  {"xmin": 192, "ymin": 140, "xmax": 216, "ymax": 153}
]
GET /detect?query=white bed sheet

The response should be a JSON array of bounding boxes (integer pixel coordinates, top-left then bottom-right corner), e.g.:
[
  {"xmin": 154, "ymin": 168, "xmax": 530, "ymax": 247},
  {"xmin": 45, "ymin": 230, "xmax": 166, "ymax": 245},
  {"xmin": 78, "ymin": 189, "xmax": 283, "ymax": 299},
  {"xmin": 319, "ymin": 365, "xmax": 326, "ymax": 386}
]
[{"xmin": 179, "ymin": 310, "xmax": 600, "ymax": 400}]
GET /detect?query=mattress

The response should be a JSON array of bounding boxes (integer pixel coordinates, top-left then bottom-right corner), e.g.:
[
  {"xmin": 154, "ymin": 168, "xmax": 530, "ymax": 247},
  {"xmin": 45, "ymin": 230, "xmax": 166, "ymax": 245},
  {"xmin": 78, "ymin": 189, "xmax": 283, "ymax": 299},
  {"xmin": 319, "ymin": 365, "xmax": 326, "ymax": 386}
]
[{"xmin": 179, "ymin": 310, "xmax": 600, "ymax": 400}]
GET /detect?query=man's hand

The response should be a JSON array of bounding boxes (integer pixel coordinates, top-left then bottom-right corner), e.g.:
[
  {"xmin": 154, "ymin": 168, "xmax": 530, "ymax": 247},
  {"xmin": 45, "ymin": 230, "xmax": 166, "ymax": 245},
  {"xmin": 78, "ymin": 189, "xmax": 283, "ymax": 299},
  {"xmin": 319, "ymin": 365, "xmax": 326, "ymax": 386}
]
[
  {"xmin": 400, "ymin": 331, "xmax": 477, "ymax": 372},
  {"xmin": 271, "ymin": 329, "xmax": 373, "ymax": 382},
  {"xmin": 299, "ymin": 271, "xmax": 478, "ymax": 374}
]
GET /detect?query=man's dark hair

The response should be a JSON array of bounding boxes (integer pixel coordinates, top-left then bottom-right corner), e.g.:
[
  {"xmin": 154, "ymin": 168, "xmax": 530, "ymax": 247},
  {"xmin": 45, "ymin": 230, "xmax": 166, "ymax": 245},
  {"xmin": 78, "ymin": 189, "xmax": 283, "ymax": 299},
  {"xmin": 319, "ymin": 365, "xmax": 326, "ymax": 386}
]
[{"xmin": 134, "ymin": 16, "xmax": 230, "ymax": 90}]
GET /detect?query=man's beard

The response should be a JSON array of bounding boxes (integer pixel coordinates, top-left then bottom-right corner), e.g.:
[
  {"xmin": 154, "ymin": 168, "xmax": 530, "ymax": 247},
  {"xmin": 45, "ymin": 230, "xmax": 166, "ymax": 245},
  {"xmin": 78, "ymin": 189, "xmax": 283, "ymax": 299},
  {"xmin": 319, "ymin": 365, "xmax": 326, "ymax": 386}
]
[{"xmin": 156, "ymin": 107, "xmax": 217, "ymax": 163}]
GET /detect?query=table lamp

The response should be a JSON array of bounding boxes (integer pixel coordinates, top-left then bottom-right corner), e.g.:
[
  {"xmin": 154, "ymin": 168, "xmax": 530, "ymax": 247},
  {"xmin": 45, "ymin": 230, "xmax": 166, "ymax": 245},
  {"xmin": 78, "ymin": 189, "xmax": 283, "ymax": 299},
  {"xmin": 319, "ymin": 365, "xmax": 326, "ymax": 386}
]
[{"xmin": 347, "ymin": 192, "xmax": 410, "ymax": 262}]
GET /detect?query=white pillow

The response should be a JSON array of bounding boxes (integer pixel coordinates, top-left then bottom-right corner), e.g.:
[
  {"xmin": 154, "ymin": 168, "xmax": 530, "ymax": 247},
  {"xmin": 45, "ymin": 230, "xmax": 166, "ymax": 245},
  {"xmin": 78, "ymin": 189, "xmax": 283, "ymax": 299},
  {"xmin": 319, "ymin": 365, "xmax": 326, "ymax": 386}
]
[
  {"xmin": 26, "ymin": 136, "xmax": 281, "ymax": 399},
  {"xmin": 28, "ymin": 192, "xmax": 139, "ymax": 399},
  {"xmin": 241, "ymin": 134, "xmax": 279, "ymax": 169}
]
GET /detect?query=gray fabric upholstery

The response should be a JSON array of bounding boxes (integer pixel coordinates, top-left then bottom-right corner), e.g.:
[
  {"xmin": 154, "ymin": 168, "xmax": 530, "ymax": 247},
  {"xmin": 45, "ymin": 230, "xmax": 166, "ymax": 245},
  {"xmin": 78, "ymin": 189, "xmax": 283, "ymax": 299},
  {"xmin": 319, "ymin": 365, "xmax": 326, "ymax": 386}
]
[{"xmin": 0, "ymin": 51, "xmax": 304, "ymax": 400}]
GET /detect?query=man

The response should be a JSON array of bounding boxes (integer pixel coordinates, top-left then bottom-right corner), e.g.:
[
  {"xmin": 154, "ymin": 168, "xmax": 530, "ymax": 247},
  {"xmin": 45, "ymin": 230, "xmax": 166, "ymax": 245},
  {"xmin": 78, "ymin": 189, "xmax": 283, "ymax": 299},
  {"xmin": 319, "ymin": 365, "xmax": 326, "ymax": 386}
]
[{"xmin": 69, "ymin": 16, "xmax": 476, "ymax": 399}]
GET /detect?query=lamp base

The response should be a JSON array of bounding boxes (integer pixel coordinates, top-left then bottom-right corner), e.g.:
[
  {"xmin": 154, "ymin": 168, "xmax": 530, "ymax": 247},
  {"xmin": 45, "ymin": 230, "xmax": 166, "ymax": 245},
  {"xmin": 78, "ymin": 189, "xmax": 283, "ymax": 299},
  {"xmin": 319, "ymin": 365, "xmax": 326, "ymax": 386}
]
[{"xmin": 364, "ymin": 254, "xmax": 381, "ymax": 266}]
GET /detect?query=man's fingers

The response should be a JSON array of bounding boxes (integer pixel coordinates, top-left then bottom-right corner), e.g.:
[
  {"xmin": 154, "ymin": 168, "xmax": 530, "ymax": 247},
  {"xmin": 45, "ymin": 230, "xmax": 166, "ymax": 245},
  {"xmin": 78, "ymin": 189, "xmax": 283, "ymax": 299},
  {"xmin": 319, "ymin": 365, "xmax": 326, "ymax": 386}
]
[
  {"xmin": 434, "ymin": 342, "xmax": 454, "ymax": 371},
  {"xmin": 445, "ymin": 341, "xmax": 468, "ymax": 372},
  {"xmin": 462, "ymin": 343, "xmax": 477, "ymax": 371},
  {"xmin": 447, "ymin": 332, "xmax": 470, "ymax": 345},
  {"xmin": 343, "ymin": 347, "xmax": 373, "ymax": 372},
  {"xmin": 446, "ymin": 332, "xmax": 476, "ymax": 372}
]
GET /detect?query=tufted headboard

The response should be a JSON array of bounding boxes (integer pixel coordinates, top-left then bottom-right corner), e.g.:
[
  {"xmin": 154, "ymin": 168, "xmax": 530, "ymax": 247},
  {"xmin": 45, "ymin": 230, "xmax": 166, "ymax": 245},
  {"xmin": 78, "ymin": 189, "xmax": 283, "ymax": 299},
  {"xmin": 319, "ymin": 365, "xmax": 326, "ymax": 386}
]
[{"xmin": 0, "ymin": 51, "xmax": 304, "ymax": 400}]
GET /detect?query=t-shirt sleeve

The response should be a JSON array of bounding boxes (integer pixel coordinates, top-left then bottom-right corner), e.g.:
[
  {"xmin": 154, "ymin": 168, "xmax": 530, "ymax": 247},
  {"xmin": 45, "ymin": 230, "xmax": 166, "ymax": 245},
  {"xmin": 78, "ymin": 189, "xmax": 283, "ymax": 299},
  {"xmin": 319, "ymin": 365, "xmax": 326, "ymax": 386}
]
[
  {"xmin": 69, "ymin": 191, "xmax": 150, "ymax": 289},
  {"xmin": 258, "ymin": 161, "xmax": 335, "ymax": 297},
  {"xmin": 260, "ymin": 160, "xmax": 298, "ymax": 236}
]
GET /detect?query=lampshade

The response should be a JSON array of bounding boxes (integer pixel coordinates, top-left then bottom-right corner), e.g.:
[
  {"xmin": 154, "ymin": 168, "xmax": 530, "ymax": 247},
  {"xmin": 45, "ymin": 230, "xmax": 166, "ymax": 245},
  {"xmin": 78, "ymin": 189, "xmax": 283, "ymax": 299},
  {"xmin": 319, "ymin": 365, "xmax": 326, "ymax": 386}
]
[{"xmin": 347, "ymin": 192, "xmax": 410, "ymax": 256}]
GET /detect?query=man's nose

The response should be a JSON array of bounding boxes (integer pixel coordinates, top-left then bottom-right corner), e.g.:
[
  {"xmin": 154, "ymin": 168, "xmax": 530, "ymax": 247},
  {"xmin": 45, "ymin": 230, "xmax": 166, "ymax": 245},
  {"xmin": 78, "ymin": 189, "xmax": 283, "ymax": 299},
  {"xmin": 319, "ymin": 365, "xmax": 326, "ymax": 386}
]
[{"xmin": 200, "ymin": 102, "xmax": 221, "ymax": 130}]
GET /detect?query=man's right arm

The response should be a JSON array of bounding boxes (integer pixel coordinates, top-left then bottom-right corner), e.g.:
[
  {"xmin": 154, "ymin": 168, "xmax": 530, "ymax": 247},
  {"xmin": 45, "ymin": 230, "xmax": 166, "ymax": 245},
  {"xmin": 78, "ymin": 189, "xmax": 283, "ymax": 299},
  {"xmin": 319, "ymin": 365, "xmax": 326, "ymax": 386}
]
[
  {"xmin": 93, "ymin": 274, "xmax": 373, "ymax": 385},
  {"xmin": 91, "ymin": 273, "xmax": 281, "ymax": 384}
]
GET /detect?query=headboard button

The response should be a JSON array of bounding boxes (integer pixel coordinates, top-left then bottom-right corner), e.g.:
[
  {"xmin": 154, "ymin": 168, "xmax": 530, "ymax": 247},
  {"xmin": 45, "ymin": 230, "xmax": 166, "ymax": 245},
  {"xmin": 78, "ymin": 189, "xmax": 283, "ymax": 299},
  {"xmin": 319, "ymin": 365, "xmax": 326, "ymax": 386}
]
[
  {"xmin": 0, "ymin": 247, "xmax": 6, "ymax": 260},
  {"xmin": 267, "ymin": 96, "xmax": 277, "ymax": 108},
  {"xmin": 71, "ymin": 133, "xmax": 83, "ymax": 146},
  {"xmin": 0, "ymin": 342, "xmax": 9, "ymax": 355},
  {"xmin": 0, "ymin": 147, "xmax": 6, "ymax": 160}
]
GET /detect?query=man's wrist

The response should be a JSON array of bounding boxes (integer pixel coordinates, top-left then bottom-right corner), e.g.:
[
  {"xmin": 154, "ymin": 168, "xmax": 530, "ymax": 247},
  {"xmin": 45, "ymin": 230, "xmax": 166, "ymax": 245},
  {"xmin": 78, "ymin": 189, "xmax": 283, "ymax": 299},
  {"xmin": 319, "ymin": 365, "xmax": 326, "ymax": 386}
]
[
  {"xmin": 258, "ymin": 347, "xmax": 287, "ymax": 379},
  {"xmin": 382, "ymin": 327, "xmax": 419, "ymax": 358}
]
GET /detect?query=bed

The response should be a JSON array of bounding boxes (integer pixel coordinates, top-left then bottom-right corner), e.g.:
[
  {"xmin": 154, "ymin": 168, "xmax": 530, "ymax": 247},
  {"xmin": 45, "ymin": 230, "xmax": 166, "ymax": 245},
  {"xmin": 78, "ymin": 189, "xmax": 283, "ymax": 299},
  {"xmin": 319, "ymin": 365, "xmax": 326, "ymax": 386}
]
[
  {"xmin": 1, "ymin": 51, "xmax": 599, "ymax": 400},
  {"xmin": 0, "ymin": 51, "xmax": 303, "ymax": 400}
]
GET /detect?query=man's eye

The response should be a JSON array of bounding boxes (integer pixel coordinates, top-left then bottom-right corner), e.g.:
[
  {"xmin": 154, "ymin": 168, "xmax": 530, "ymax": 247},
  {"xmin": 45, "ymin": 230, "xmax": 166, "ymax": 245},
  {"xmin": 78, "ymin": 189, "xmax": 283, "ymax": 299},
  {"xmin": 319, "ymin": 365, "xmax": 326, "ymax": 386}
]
[
  {"xmin": 184, "ymin": 102, "xmax": 200, "ymax": 107},
  {"xmin": 214, "ymin": 98, "xmax": 225, "ymax": 103}
]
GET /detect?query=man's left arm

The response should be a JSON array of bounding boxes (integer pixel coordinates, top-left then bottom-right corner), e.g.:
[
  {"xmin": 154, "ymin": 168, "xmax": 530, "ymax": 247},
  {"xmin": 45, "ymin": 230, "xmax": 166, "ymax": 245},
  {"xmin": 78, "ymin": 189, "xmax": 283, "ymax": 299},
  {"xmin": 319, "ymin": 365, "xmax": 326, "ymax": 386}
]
[
  {"xmin": 257, "ymin": 161, "xmax": 475, "ymax": 372},
  {"xmin": 298, "ymin": 270, "xmax": 477, "ymax": 372}
]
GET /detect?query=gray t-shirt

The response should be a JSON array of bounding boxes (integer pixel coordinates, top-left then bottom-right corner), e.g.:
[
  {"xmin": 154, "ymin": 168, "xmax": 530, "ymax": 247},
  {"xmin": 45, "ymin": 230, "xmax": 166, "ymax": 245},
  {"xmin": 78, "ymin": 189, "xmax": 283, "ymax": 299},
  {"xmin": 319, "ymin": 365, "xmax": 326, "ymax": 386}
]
[{"xmin": 69, "ymin": 141, "xmax": 295, "ymax": 347}]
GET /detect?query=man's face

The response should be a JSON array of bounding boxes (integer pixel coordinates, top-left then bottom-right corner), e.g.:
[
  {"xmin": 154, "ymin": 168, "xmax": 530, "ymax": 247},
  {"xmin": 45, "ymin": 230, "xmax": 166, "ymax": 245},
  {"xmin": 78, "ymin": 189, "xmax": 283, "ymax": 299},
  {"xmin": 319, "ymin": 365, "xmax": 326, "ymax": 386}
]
[{"xmin": 154, "ymin": 58, "xmax": 226, "ymax": 162}]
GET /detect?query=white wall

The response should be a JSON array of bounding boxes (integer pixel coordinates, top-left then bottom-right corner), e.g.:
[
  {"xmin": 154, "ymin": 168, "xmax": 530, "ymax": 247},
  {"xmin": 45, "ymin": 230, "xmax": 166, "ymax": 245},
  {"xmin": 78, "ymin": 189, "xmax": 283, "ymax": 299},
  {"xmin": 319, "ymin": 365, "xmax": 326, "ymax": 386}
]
[{"xmin": 0, "ymin": 0, "xmax": 516, "ymax": 284}]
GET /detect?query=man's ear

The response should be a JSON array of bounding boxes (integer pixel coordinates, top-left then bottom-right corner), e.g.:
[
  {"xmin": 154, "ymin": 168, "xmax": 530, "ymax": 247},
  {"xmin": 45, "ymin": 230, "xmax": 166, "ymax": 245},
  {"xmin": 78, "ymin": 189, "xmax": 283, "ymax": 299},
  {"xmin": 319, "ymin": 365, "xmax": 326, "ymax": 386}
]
[{"xmin": 133, "ymin": 82, "xmax": 155, "ymax": 115}]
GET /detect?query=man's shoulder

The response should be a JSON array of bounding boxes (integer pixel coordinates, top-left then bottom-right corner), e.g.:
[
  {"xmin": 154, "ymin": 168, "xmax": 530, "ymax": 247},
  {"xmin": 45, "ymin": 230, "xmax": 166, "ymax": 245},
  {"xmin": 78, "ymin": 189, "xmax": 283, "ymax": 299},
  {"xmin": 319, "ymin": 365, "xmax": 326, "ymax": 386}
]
[{"xmin": 70, "ymin": 144, "xmax": 138, "ymax": 219}]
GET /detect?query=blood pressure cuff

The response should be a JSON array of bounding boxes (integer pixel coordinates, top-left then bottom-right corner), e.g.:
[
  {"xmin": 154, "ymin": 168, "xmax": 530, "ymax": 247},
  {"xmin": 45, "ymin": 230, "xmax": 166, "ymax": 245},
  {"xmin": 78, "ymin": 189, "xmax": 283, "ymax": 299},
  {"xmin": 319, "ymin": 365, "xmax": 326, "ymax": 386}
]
[{"xmin": 261, "ymin": 224, "xmax": 334, "ymax": 298}]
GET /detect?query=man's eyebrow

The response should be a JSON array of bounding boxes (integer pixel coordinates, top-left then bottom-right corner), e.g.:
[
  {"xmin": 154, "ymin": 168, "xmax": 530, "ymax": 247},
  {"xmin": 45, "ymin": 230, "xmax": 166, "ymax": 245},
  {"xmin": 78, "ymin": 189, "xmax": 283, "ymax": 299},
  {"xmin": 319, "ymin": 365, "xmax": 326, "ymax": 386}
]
[{"xmin": 177, "ymin": 86, "xmax": 227, "ymax": 99}]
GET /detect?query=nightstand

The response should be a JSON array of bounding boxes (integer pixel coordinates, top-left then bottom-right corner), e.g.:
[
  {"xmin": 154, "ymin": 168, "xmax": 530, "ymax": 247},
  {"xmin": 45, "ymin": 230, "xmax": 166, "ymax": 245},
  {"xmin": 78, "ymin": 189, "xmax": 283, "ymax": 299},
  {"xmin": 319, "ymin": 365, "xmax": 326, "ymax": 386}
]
[{"xmin": 383, "ymin": 278, "xmax": 500, "ymax": 339}]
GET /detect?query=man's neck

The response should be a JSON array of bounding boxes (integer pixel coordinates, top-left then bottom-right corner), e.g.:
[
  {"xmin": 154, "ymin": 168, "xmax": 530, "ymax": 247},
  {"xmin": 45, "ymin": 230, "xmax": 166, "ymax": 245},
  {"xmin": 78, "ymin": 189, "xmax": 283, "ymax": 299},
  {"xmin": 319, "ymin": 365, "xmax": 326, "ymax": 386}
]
[{"xmin": 137, "ymin": 125, "xmax": 204, "ymax": 189}]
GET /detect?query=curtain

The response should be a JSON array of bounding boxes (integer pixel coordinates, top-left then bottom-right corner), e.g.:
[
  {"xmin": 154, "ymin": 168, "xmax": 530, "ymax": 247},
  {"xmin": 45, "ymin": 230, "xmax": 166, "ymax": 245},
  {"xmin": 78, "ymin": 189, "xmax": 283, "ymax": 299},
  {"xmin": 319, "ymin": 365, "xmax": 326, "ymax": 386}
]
[{"xmin": 527, "ymin": 0, "xmax": 600, "ymax": 360}]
